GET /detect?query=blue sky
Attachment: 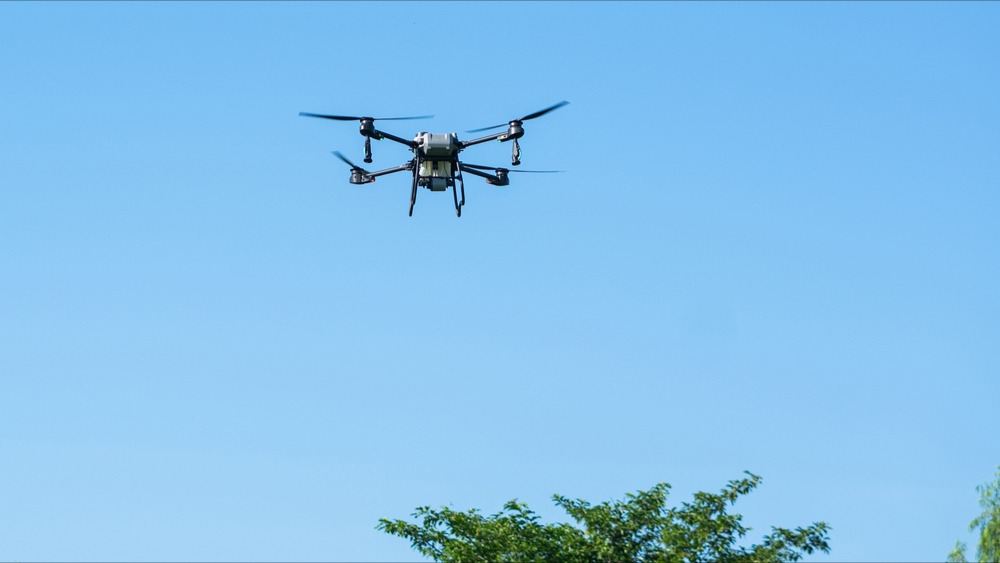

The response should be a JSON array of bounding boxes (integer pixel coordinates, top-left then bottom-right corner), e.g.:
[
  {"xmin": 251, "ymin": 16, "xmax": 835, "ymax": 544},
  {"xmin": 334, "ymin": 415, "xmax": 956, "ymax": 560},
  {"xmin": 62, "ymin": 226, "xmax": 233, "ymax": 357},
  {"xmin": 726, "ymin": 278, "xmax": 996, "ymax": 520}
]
[{"xmin": 1, "ymin": 1, "xmax": 998, "ymax": 561}]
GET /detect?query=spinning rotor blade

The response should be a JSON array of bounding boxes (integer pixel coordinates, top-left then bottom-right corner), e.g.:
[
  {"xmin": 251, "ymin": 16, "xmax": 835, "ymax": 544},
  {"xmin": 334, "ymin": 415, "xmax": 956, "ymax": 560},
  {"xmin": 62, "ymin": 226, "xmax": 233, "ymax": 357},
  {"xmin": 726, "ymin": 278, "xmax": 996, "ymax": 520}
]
[
  {"xmin": 466, "ymin": 101, "xmax": 569, "ymax": 133},
  {"xmin": 373, "ymin": 115, "xmax": 435, "ymax": 121},
  {"xmin": 519, "ymin": 100, "xmax": 570, "ymax": 121},
  {"xmin": 300, "ymin": 112, "xmax": 433, "ymax": 121},
  {"xmin": 465, "ymin": 124, "xmax": 505, "ymax": 133},
  {"xmin": 462, "ymin": 163, "xmax": 564, "ymax": 173},
  {"xmin": 332, "ymin": 151, "xmax": 368, "ymax": 173},
  {"xmin": 300, "ymin": 112, "xmax": 361, "ymax": 121}
]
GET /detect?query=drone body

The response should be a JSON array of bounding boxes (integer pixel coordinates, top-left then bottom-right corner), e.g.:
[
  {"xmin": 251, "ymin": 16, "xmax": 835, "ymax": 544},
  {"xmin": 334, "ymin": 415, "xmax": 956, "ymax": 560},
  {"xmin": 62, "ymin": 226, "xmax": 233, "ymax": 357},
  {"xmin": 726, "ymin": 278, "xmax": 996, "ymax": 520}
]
[{"xmin": 299, "ymin": 102, "xmax": 567, "ymax": 217}]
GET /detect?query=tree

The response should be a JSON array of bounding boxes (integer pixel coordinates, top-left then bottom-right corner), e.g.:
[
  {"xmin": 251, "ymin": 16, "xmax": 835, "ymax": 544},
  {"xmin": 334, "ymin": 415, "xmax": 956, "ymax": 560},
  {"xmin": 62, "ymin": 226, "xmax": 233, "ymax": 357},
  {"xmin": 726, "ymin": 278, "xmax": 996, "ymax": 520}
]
[
  {"xmin": 948, "ymin": 540, "xmax": 969, "ymax": 563},
  {"xmin": 378, "ymin": 471, "xmax": 831, "ymax": 562},
  {"xmin": 949, "ymin": 466, "xmax": 1000, "ymax": 563},
  {"xmin": 970, "ymin": 467, "xmax": 1000, "ymax": 563}
]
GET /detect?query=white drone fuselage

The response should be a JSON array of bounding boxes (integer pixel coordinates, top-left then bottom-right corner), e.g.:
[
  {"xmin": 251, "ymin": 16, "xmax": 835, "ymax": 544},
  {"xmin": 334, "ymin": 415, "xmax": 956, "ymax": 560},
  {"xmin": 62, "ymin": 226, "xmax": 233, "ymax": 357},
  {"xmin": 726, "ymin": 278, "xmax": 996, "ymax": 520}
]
[{"xmin": 413, "ymin": 132, "xmax": 460, "ymax": 191}]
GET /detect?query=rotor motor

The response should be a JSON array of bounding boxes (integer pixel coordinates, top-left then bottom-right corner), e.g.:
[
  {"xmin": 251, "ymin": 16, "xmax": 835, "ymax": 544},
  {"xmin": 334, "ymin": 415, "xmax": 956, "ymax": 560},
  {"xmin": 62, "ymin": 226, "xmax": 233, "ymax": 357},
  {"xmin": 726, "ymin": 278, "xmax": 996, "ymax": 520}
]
[
  {"xmin": 496, "ymin": 122, "xmax": 525, "ymax": 165},
  {"xmin": 498, "ymin": 121, "xmax": 524, "ymax": 142},
  {"xmin": 349, "ymin": 169, "xmax": 370, "ymax": 184},
  {"xmin": 358, "ymin": 118, "xmax": 377, "ymax": 137}
]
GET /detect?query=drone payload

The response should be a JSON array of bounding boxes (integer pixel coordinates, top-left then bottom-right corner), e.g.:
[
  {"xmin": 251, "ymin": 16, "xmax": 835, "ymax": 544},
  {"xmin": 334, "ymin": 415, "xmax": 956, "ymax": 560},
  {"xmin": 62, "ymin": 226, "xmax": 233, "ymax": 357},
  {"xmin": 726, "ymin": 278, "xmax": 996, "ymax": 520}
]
[{"xmin": 299, "ymin": 101, "xmax": 567, "ymax": 217}]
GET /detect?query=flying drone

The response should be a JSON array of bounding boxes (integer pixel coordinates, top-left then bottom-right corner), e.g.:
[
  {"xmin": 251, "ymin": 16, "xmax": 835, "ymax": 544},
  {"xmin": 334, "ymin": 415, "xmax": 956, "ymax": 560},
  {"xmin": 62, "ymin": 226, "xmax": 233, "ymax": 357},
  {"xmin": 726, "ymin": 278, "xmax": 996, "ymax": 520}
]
[{"xmin": 299, "ymin": 101, "xmax": 568, "ymax": 217}]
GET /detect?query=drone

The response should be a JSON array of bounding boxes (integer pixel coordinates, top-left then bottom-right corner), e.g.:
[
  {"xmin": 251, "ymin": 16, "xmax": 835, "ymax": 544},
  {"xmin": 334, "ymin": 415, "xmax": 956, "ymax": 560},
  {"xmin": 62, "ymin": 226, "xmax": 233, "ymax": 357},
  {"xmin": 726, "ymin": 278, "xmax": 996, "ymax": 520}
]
[{"xmin": 299, "ymin": 101, "xmax": 568, "ymax": 217}]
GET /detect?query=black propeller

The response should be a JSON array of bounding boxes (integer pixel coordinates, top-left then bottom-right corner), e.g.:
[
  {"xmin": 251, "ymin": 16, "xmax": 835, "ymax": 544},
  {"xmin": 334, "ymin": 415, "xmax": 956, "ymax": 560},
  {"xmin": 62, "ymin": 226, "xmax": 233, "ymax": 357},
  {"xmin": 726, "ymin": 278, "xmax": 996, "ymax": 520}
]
[
  {"xmin": 332, "ymin": 151, "xmax": 378, "ymax": 184},
  {"xmin": 461, "ymin": 163, "xmax": 564, "ymax": 173},
  {"xmin": 300, "ymin": 112, "xmax": 433, "ymax": 122},
  {"xmin": 332, "ymin": 151, "xmax": 368, "ymax": 173},
  {"xmin": 466, "ymin": 101, "xmax": 569, "ymax": 133}
]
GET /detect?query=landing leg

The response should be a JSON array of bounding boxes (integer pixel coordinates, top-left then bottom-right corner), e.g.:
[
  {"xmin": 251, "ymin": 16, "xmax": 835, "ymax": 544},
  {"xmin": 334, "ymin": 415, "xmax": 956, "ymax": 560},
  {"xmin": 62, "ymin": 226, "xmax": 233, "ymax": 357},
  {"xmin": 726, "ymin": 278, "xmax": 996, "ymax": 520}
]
[
  {"xmin": 452, "ymin": 164, "xmax": 465, "ymax": 218},
  {"xmin": 409, "ymin": 156, "xmax": 420, "ymax": 216}
]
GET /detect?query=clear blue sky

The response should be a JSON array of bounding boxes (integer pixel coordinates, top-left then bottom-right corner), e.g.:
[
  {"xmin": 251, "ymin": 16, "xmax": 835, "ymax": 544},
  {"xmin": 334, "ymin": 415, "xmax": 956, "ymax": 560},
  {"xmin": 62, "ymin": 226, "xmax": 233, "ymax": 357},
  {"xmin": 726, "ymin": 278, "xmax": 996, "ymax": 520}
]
[{"xmin": 1, "ymin": 2, "xmax": 998, "ymax": 561}]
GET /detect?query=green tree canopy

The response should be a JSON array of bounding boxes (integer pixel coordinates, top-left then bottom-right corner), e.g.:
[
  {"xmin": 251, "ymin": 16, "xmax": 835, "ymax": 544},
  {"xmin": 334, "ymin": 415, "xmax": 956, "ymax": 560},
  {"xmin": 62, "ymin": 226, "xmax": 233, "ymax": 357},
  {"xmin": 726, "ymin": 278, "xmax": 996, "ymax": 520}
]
[
  {"xmin": 378, "ymin": 471, "xmax": 831, "ymax": 563},
  {"xmin": 948, "ymin": 540, "xmax": 969, "ymax": 563},
  {"xmin": 949, "ymin": 466, "xmax": 1000, "ymax": 563},
  {"xmin": 970, "ymin": 467, "xmax": 1000, "ymax": 563}
]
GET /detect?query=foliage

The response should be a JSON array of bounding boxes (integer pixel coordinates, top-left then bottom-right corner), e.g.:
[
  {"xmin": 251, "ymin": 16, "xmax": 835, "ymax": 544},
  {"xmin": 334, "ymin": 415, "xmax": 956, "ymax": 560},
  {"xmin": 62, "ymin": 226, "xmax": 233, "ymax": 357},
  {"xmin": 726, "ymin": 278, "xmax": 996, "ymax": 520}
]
[
  {"xmin": 948, "ymin": 540, "xmax": 969, "ymax": 563},
  {"xmin": 377, "ymin": 471, "xmax": 831, "ymax": 563},
  {"xmin": 949, "ymin": 466, "xmax": 1000, "ymax": 563},
  {"xmin": 970, "ymin": 467, "xmax": 1000, "ymax": 563}
]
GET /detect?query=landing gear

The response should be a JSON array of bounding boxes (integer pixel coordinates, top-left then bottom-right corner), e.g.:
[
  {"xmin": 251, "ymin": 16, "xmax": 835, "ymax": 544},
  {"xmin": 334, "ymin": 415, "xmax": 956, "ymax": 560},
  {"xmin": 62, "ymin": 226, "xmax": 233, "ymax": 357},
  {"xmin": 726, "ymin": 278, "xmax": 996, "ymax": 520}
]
[
  {"xmin": 409, "ymin": 155, "xmax": 420, "ymax": 217},
  {"xmin": 452, "ymin": 164, "xmax": 466, "ymax": 218}
]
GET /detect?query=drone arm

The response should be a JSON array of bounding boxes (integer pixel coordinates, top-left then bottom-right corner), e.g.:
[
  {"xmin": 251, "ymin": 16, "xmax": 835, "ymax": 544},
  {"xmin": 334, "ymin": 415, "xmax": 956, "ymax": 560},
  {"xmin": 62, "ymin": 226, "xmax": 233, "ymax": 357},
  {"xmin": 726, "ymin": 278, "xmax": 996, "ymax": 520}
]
[
  {"xmin": 369, "ymin": 128, "xmax": 418, "ymax": 149},
  {"xmin": 366, "ymin": 160, "xmax": 416, "ymax": 179},
  {"xmin": 458, "ymin": 164, "xmax": 494, "ymax": 180},
  {"xmin": 458, "ymin": 131, "xmax": 506, "ymax": 149},
  {"xmin": 458, "ymin": 164, "xmax": 503, "ymax": 185}
]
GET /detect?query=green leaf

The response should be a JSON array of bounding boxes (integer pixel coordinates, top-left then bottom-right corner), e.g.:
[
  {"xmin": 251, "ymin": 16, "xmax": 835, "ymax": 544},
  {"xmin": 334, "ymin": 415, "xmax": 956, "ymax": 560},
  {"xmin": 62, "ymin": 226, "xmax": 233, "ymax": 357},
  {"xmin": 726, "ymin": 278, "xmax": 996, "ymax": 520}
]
[{"xmin": 378, "ymin": 472, "xmax": 831, "ymax": 563}]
